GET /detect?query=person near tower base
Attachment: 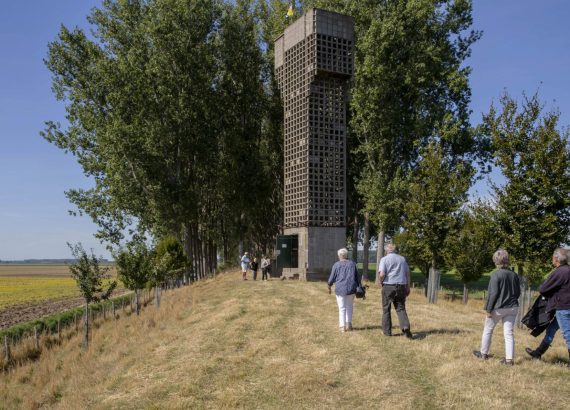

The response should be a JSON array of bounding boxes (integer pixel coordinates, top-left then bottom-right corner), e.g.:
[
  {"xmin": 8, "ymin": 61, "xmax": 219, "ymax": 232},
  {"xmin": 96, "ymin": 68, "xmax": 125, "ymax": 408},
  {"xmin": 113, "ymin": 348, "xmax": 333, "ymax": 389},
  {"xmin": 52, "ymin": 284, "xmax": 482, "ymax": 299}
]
[{"xmin": 240, "ymin": 252, "xmax": 250, "ymax": 280}]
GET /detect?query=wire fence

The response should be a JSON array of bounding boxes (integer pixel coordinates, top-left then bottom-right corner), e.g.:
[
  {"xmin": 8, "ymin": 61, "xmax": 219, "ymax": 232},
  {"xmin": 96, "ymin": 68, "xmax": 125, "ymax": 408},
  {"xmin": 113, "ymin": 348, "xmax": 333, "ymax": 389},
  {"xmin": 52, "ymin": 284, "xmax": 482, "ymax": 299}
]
[{"xmin": 1, "ymin": 283, "xmax": 182, "ymax": 372}]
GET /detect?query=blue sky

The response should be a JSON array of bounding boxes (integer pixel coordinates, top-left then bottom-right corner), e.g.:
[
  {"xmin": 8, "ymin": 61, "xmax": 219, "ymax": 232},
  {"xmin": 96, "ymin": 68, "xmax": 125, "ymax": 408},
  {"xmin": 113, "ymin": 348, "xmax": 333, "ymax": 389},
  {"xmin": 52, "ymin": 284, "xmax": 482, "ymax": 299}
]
[{"xmin": 1, "ymin": 1, "xmax": 569, "ymax": 260}]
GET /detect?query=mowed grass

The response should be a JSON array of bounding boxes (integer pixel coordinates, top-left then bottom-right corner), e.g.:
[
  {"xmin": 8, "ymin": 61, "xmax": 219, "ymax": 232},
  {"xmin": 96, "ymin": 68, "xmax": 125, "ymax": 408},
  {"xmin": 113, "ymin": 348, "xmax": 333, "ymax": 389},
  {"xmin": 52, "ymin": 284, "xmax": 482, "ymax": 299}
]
[
  {"xmin": 1, "ymin": 269, "xmax": 569, "ymax": 409},
  {"xmin": 0, "ymin": 265, "xmax": 116, "ymax": 309}
]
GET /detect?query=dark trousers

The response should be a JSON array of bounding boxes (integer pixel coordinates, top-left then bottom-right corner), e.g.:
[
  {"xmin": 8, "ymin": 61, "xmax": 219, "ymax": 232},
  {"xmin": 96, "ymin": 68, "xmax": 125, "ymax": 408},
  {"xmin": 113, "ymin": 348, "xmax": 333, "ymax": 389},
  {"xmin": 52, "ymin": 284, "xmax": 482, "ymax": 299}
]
[
  {"xmin": 382, "ymin": 284, "xmax": 410, "ymax": 335},
  {"xmin": 252, "ymin": 270, "xmax": 258, "ymax": 280},
  {"xmin": 262, "ymin": 268, "xmax": 269, "ymax": 280}
]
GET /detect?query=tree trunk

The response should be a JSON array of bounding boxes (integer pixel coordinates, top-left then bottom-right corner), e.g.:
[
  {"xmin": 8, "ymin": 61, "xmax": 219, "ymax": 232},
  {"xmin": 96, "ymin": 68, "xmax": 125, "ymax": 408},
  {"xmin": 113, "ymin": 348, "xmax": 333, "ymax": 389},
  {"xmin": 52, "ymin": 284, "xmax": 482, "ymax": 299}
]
[
  {"xmin": 352, "ymin": 213, "xmax": 359, "ymax": 262},
  {"xmin": 424, "ymin": 263, "xmax": 430, "ymax": 298},
  {"xmin": 516, "ymin": 265, "xmax": 527, "ymax": 328},
  {"xmin": 201, "ymin": 231, "xmax": 207, "ymax": 276},
  {"xmin": 362, "ymin": 213, "xmax": 370, "ymax": 282},
  {"xmin": 155, "ymin": 286, "xmax": 161, "ymax": 309},
  {"xmin": 135, "ymin": 289, "xmax": 141, "ymax": 316},
  {"xmin": 427, "ymin": 257, "xmax": 440, "ymax": 304},
  {"xmin": 83, "ymin": 301, "xmax": 89, "ymax": 350},
  {"xmin": 192, "ymin": 224, "xmax": 199, "ymax": 281},
  {"xmin": 183, "ymin": 223, "xmax": 193, "ymax": 284},
  {"xmin": 463, "ymin": 283, "xmax": 468, "ymax": 304}
]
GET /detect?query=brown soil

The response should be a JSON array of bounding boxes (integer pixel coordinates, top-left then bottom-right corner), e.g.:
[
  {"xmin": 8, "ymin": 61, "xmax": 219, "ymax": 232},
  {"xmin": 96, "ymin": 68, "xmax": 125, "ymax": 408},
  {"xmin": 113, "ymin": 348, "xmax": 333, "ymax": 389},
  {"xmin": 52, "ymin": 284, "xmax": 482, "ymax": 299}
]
[{"xmin": 0, "ymin": 290, "xmax": 130, "ymax": 330}]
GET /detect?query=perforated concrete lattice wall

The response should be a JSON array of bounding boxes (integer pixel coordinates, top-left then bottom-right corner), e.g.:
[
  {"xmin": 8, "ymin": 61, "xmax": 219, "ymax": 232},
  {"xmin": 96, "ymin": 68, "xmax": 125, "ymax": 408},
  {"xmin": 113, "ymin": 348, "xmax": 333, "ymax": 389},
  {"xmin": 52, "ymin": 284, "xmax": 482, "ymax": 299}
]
[
  {"xmin": 275, "ymin": 8, "xmax": 354, "ymax": 229},
  {"xmin": 275, "ymin": 9, "xmax": 354, "ymax": 280}
]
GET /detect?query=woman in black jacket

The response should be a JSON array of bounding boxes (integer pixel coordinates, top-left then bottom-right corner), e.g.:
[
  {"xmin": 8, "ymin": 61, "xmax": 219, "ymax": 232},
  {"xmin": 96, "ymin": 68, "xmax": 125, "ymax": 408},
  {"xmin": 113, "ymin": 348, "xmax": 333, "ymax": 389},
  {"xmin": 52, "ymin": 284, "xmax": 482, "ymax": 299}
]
[{"xmin": 529, "ymin": 248, "xmax": 570, "ymax": 366}]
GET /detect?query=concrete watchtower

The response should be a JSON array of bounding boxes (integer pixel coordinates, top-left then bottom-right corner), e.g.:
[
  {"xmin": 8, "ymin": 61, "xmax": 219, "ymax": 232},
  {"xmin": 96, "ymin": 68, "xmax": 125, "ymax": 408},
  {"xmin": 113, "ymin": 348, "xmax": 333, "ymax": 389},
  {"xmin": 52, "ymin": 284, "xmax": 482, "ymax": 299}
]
[{"xmin": 274, "ymin": 9, "xmax": 354, "ymax": 280}]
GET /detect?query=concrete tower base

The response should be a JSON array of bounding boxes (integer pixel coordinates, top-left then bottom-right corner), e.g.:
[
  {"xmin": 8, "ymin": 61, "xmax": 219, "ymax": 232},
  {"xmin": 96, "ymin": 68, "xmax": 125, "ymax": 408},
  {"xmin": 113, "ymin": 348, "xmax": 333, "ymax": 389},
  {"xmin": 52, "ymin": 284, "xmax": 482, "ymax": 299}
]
[{"xmin": 281, "ymin": 227, "xmax": 346, "ymax": 281}]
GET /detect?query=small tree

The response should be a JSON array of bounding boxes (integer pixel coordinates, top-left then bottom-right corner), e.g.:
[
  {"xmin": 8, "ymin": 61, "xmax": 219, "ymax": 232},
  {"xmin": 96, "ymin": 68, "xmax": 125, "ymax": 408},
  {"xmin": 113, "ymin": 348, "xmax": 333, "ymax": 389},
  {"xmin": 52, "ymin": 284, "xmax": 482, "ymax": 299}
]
[
  {"xmin": 402, "ymin": 142, "xmax": 473, "ymax": 303},
  {"xmin": 394, "ymin": 230, "xmax": 438, "ymax": 297},
  {"xmin": 445, "ymin": 202, "xmax": 497, "ymax": 303},
  {"xmin": 115, "ymin": 241, "xmax": 153, "ymax": 316},
  {"xmin": 68, "ymin": 242, "xmax": 116, "ymax": 350},
  {"xmin": 153, "ymin": 236, "xmax": 187, "ymax": 307}
]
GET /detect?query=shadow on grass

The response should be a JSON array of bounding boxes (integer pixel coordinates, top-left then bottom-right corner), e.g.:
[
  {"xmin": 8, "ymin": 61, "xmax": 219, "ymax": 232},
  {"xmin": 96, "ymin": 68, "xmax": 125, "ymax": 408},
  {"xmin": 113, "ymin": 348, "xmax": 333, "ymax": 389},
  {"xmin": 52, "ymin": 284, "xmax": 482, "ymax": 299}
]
[
  {"xmin": 412, "ymin": 328, "xmax": 471, "ymax": 340},
  {"xmin": 350, "ymin": 326, "xmax": 471, "ymax": 340},
  {"xmin": 351, "ymin": 325, "xmax": 382, "ymax": 331}
]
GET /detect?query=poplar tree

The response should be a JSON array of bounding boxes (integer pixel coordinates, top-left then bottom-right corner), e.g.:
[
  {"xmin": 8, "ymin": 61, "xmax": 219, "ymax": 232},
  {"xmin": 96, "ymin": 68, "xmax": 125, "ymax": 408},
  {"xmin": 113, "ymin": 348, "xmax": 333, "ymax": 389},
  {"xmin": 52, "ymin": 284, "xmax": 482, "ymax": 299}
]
[{"xmin": 485, "ymin": 91, "xmax": 570, "ymax": 318}]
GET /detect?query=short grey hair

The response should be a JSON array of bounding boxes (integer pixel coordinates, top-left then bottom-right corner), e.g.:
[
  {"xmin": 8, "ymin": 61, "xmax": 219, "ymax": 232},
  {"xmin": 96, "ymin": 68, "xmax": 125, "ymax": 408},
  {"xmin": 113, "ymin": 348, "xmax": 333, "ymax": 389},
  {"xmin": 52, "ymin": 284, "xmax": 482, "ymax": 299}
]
[
  {"xmin": 553, "ymin": 248, "xmax": 568, "ymax": 265},
  {"xmin": 337, "ymin": 248, "xmax": 349, "ymax": 259},
  {"xmin": 384, "ymin": 243, "xmax": 396, "ymax": 254},
  {"xmin": 493, "ymin": 249, "xmax": 509, "ymax": 268}
]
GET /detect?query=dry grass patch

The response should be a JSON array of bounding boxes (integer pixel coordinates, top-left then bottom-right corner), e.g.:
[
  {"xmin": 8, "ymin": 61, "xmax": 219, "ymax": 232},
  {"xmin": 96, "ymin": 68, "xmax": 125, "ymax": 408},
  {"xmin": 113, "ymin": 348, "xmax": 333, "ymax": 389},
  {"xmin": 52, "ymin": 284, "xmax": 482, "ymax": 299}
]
[{"xmin": 1, "ymin": 271, "xmax": 569, "ymax": 409}]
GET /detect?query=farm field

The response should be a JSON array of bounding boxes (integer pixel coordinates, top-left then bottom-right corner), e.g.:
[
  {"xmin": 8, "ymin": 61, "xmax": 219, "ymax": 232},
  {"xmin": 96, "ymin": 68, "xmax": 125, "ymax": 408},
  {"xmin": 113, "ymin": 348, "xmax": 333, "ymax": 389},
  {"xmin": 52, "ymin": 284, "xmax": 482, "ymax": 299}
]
[
  {"xmin": 0, "ymin": 265, "xmax": 120, "ymax": 330},
  {"xmin": 1, "ymin": 269, "xmax": 568, "ymax": 409}
]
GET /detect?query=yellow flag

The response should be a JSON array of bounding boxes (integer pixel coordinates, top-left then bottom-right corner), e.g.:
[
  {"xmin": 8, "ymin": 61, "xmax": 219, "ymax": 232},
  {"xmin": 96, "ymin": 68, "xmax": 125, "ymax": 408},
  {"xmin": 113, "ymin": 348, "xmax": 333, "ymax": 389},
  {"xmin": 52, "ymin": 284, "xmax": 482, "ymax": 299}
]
[{"xmin": 286, "ymin": 5, "xmax": 294, "ymax": 19}]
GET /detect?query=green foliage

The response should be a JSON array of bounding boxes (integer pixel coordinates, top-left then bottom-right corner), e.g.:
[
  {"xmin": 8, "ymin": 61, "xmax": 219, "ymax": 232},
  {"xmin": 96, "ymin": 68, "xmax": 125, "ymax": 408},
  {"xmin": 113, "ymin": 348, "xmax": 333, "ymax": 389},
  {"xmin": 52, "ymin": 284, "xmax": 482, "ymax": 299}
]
[
  {"xmin": 349, "ymin": 0, "xmax": 482, "ymax": 235},
  {"xmin": 115, "ymin": 242, "xmax": 153, "ymax": 292},
  {"xmin": 485, "ymin": 91, "xmax": 570, "ymax": 281},
  {"xmin": 402, "ymin": 142, "xmax": 473, "ymax": 268},
  {"xmin": 68, "ymin": 243, "xmax": 116, "ymax": 304},
  {"xmin": 445, "ymin": 201, "xmax": 497, "ymax": 285},
  {"xmin": 43, "ymin": 0, "xmax": 282, "ymax": 264},
  {"xmin": 154, "ymin": 235, "xmax": 187, "ymax": 282}
]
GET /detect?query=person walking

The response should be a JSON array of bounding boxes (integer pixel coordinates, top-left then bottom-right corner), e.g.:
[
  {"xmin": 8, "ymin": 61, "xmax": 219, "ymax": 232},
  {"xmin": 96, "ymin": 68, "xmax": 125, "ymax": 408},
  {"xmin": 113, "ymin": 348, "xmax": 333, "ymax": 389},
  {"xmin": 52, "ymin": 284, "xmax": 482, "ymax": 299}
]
[
  {"xmin": 261, "ymin": 256, "xmax": 271, "ymax": 281},
  {"xmin": 473, "ymin": 249, "xmax": 520, "ymax": 365},
  {"xmin": 533, "ymin": 248, "xmax": 570, "ymax": 366},
  {"xmin": 377, "ymin": 243, "xmax": 413, "ymax": 339},
  {"xmin": 250, "ymin": 257, "xmax": 259, "ymax": 281},
  {"xmin": 328, "ymin": 248, "xmax": 361, "ymax": 332},
  {"xmin": 240, "ymin": 252, "xmax": 250, "ymax": 280}
]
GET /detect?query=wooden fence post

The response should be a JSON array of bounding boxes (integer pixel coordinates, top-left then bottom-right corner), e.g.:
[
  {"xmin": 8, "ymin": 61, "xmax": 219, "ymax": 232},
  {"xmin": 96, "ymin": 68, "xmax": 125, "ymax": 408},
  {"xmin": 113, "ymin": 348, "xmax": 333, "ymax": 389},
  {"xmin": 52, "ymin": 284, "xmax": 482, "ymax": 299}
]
[
  {"xmin": 74, "ymin": 312, "xmax": 78, "ymax": 332},
  {"xmin": 112, "ymin": 301, "xmax": 116, "ymax": 319},
  {"xmin": 34, "ymin": 326, "xmax": 40, "ymax": 350},
  {"xmin": 103, "ymin": 305, "xmax": 106, "ymax": 321},
  {"xmin": 57, "ymin": 320, "xmax": 61, "ymax": 341},
  {"xmin": 4, "ymin": 335, "xmax": 10, "ymax": 363}
]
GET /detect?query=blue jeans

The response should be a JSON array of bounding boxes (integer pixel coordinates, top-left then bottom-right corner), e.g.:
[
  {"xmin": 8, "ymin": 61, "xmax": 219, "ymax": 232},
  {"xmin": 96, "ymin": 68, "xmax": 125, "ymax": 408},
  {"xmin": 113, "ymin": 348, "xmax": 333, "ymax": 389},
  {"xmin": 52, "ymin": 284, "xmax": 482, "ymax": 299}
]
[
  {"xmin": 555, "ymin": 309, "xmax": 570, "ymax": 349},
  {"xmin": 542, "ymin": 320, "xmax": 559, "ymax": 345}
]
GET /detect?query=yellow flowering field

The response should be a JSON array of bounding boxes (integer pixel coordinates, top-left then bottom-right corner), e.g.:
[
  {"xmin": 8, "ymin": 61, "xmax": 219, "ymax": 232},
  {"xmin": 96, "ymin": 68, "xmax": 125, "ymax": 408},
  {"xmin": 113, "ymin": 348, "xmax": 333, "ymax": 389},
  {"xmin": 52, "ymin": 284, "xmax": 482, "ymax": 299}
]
[{"xmin": 0, "ymin": 265, "xmax": 116, "ymax": 309}]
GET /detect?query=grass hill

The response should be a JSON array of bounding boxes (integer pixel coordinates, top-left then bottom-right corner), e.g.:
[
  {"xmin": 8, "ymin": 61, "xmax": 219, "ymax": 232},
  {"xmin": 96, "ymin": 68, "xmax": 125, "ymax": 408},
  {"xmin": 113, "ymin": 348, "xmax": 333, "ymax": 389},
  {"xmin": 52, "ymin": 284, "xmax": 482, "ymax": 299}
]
[{"xmin": 1, "ymin": 270, "xmax": 569, "ymax": 409}]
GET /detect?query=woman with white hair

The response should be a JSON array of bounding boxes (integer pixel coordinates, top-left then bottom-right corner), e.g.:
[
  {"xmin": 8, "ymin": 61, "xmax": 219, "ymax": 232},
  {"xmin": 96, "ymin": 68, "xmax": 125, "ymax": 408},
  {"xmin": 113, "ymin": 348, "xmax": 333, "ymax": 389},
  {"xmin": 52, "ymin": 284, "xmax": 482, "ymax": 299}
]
[
  {"xmin": 473, "ymin": 249, "xmax": 521, "ymax": 365},
  {"xmin": 327, "ymin": 248, "xmax": 361, "ymax": 332}
]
